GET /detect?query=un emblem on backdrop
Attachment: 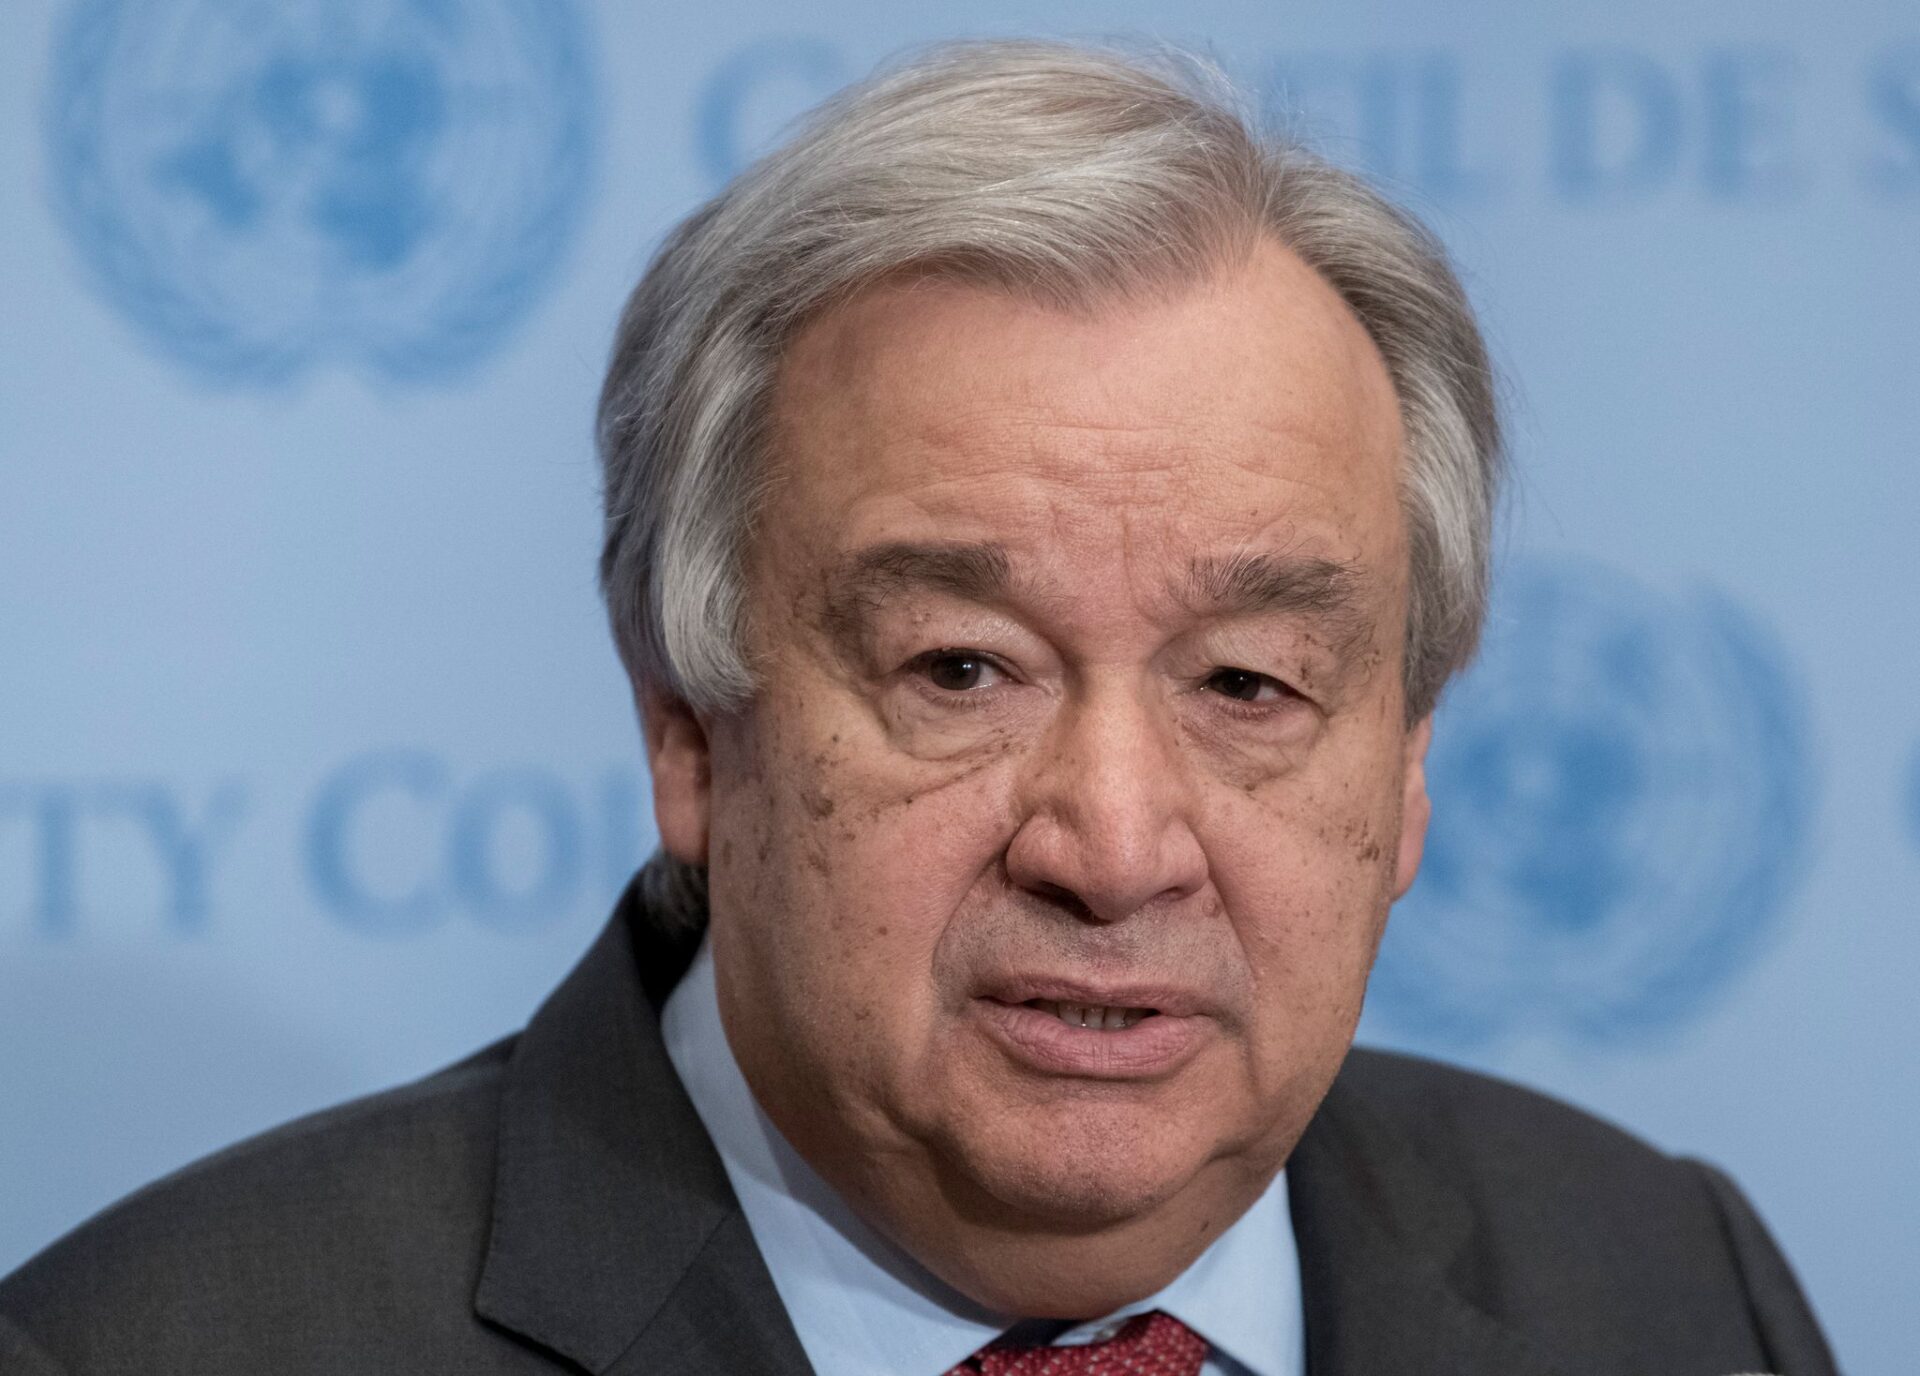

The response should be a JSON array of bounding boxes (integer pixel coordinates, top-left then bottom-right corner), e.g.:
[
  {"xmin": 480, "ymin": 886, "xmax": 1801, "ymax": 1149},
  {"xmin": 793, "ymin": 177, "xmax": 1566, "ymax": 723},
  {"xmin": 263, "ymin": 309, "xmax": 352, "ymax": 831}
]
[
  {"xmin": 1367, "ymin": 558, "xmax": 1813, "ymax": 1047},
  {"xmin": 46, "ymin": 0, "xmax": 594, "ymax": 383}
]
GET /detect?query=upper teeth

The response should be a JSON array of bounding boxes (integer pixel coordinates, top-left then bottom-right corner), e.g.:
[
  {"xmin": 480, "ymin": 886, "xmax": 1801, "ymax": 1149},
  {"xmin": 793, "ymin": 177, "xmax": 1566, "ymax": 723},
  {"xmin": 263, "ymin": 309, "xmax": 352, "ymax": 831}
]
[{"xmin": 1029, "ymin": 1000, "xmax": 1153, "ymax": 1030}]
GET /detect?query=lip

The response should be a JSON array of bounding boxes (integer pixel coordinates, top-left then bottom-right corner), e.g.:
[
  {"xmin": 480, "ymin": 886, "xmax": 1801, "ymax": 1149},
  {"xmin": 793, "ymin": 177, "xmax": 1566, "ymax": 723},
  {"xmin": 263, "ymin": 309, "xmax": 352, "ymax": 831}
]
[
  {"xmin": 978, "ymin": 976, "xmax": 1209, "ymax": 1019},
  {"xmin": 972, "ymin": 993, "xmax": 1211, "ymax": 1080}
]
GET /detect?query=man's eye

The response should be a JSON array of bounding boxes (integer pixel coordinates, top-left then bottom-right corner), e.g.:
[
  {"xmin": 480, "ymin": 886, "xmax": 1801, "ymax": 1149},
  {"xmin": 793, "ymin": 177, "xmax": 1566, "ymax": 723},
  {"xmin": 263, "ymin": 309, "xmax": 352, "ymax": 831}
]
[
  {"xmin": 1206, "ymin": 667, "xmax": 1288, "ymax": 703},
  {"xmin": 917, "ymin": 651, "xmax": 1003, "ymax": 692}
]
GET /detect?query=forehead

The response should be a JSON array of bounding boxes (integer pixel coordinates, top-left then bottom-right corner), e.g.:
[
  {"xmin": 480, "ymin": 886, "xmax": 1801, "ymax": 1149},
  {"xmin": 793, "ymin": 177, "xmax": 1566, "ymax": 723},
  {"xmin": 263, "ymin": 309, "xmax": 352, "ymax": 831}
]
[{"xmin": 760, "ymin": 239, "xmax": 1406, "ymax": 603}]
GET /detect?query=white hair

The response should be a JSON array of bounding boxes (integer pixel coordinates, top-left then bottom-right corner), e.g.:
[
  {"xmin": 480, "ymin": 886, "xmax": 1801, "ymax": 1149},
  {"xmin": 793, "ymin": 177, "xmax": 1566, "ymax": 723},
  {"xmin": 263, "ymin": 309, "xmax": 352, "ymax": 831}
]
[{"xmin": 596, "ymin": 39, "xmax": 1503, "ymax": 930}]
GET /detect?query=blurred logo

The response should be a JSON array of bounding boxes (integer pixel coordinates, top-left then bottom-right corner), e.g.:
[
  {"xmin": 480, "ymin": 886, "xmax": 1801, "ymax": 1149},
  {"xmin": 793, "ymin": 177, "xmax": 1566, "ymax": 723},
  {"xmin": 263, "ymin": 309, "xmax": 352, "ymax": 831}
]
[
  {"xmin": 696, "ymin": 37, "xmax": 843, "ymax": 183},
  {"xmin": 46, "ymin": 0, "xmax": 595, "ymax": 383},
  {"xmin": 1368, "ymin": 558, "xmax": 1813, "ymax": 1046}
]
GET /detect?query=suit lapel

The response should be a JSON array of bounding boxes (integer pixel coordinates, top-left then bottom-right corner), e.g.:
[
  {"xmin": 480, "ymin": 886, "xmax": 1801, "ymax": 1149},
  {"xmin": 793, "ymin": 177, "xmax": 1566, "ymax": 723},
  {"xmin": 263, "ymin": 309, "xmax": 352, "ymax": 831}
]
[
  {"xmin": 603, "ymin": 1211, "xmax": 819, "ymax": 1376},
  {"xmin": 1287, "ymin": 1066, "xmax": 1572, "ymax": 1376},
  {"xmin": 473, "ymin": 890, "xmax": 813, "ymax": 1375}
]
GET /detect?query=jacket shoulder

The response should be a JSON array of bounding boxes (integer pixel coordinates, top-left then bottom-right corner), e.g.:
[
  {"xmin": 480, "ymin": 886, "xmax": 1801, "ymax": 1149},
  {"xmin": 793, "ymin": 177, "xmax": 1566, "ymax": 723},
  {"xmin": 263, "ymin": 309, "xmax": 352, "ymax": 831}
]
[
  {"xmin": 1337, "ymin": 1045, "xmax": 1675, "ymax": 1170},
  {"xmin": 1334, "ymin": 1045, "xmax": 1724, "ymax": 1247},
  {"xmin": 1330, "ymin": 1047, "xmax": 1836, "ymax": 1374},
  {"xmin": 0, "ymin": 1039, "xmax": 520, "ymax": 1374}
]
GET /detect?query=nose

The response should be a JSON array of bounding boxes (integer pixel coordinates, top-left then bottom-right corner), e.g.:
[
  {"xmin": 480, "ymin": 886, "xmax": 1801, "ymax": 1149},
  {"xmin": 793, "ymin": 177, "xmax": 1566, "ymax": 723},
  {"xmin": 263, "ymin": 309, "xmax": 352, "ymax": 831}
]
[{"xmin": 1003, "ymin": 681, "xmax": 1208, "ymax": 923}]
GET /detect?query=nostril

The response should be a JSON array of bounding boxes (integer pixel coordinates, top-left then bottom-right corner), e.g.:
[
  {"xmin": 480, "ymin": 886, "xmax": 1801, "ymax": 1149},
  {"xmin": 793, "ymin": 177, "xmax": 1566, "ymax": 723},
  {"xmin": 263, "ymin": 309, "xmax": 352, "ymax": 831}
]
[{"xmin": 1024, "ymin": 880, "xmax": 1099, "ymax": 924}]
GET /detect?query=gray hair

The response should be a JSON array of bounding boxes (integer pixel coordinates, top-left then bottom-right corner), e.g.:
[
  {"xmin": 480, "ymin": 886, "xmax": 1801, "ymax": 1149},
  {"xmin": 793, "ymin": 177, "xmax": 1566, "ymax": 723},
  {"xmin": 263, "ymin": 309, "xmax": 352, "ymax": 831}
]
[{"xmin": 597, "ymin": 39, "xmax": 1503, "ymax": 932}]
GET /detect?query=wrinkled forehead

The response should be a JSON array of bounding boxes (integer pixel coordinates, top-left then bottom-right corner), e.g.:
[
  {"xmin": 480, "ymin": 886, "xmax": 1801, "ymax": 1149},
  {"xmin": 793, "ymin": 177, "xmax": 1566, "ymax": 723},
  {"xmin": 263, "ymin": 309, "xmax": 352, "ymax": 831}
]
[{"xmin": 754, "ymin": 240, "xmax": 1408, "ymax": 612}]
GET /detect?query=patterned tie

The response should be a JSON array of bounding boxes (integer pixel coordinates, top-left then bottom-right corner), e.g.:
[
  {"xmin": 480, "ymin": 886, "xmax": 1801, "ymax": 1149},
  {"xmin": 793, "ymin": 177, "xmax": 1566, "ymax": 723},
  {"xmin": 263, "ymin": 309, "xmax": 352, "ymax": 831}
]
[{"xmin": 944, "ymin": 1310, "xmax": 1208, "ymax": 1375}]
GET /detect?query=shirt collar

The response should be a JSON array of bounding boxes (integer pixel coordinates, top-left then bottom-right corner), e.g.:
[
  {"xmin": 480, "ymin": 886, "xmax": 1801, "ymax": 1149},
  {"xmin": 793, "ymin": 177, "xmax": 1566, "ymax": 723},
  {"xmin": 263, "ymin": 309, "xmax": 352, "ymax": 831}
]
[{"xmin": 662, "ymin": 936, "xmax": 1303, "ymax": 1376}]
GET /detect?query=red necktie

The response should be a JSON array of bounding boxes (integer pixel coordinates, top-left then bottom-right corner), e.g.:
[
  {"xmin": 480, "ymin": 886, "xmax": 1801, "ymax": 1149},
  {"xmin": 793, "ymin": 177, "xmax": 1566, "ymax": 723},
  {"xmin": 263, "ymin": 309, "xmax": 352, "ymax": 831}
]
[{"xmin": 945, "ymin": 1310, "xmax": 1208, "ymax": 1376}]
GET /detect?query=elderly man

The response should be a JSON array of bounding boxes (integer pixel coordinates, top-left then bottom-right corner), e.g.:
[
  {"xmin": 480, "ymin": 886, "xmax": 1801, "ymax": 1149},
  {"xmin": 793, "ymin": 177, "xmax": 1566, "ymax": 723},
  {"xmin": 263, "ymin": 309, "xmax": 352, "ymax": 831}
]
[{"xmin": 1, "ymin": 40, "xmax": 1833, "ymax": 1376}]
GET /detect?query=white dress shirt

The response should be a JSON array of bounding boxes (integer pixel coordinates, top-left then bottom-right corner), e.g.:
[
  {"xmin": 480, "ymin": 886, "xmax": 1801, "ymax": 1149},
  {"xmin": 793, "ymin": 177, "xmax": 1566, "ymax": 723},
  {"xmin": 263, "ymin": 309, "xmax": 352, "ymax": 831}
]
[{"xmin": 662, "ymin": 936, "xmax": 1305, "ymax": 1376}]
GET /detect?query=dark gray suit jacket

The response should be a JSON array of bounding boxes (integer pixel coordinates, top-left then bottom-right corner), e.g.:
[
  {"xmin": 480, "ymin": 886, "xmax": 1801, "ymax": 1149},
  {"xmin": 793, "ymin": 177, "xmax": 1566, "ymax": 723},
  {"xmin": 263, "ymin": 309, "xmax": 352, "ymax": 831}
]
[{"xmin": 0, "ymin": 887, "xmax": 1838, "ymax": 1375}]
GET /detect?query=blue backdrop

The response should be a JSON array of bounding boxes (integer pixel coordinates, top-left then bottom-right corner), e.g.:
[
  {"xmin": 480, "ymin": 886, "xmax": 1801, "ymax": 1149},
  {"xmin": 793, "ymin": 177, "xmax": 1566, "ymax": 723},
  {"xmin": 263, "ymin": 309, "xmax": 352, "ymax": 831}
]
[{"xmin": 4, "ymin": 2, "xmax": 1915, "ymax": 1369}]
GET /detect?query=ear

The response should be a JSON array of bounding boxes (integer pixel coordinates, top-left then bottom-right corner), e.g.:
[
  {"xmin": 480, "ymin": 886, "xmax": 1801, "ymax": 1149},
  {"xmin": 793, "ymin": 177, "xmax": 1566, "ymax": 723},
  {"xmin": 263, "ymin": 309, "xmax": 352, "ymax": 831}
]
[
  {"xmin": 641, "ymin": 685, "xmax": 713, "ymax": 867},
  {"xmin": 1391, "ymin": 714, "xmax": 1434, "ymax": 901}
]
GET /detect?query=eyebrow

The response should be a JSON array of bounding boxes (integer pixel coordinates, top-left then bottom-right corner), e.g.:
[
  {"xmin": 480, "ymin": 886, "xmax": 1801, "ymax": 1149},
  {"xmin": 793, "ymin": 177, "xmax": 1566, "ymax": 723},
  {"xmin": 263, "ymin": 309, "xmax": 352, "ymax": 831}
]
[
  {"xmin": 842, "ymin": 541, "xmax": 1014, "ymax": 601},
  {"xmin": 820, "ymin": 540, "xmax": 1374, "ymax": 658},
  {"xmin": 1180, "ymin": 551, "xmax": 1376, "ymax": 666},
  {"xmin": 821, "ymin": 541, "xmax": 1021, "ymax": 642},
  {"xmin": 1180, "ymin": 551, "xmax": 1367, "ymax": 621}
]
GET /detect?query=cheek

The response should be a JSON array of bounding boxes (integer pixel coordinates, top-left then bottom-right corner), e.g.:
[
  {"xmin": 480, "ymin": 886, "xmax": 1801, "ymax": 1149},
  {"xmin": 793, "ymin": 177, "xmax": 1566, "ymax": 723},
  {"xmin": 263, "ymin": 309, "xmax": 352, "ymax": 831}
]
[
  {"xmin": 708, "ymin": 708, "xmax": 1019, "ymax": 1041},
  {"xmin": 1206, "ymin": 768, "xmax": 1404, "ymax": 1055}
]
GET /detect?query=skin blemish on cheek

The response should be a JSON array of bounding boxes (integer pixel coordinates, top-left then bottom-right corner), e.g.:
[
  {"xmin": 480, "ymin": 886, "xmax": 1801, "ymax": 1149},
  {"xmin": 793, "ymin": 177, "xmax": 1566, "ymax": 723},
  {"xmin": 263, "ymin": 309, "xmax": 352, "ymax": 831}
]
[{"xmin": 857, "ymin": 733, "xmax": 1015, "ymax": 825}]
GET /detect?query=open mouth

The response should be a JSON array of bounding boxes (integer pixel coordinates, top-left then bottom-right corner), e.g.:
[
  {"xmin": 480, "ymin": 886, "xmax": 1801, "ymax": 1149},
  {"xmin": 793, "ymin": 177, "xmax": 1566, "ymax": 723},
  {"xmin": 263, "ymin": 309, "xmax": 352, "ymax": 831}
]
[
  {"xmin": 1020, "ymin": 999, "xmax": 1159, "ymax": 1031},
  {"xmin": 978, "ymin": 993, "xmax": 1202, "ymax": 1078}
]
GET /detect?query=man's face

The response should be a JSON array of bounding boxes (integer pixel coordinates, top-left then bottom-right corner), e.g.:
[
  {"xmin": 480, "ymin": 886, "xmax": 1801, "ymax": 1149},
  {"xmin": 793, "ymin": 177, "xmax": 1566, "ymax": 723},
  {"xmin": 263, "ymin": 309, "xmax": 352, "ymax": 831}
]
[{"xmin": 651, "ymin": 239, "xmax": 1431, "ymax": 1310}]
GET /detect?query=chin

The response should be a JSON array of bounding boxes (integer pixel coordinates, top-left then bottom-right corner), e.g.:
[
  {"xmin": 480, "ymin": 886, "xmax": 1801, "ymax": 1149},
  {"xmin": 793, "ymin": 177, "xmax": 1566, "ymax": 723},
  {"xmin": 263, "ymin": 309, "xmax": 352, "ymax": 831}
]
[
  {"xmin": 939, "ymin": 1105, "xmax": 1210, "ymax": 1232},
  {"xmin": 918, "ymin": 1131, "xmax": 1223, "ymax": 1319}
]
